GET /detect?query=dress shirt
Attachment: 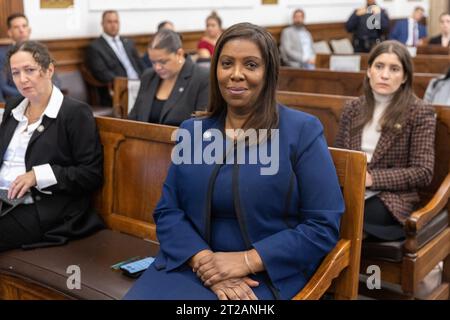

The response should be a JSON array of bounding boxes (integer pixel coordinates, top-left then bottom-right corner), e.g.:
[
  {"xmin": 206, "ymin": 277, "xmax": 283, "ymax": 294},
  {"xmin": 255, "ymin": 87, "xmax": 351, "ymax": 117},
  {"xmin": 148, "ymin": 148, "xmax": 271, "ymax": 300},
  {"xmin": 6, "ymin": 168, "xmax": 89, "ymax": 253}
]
[
  {"xmin": 406, "ymin": 18, "xmax": 419, "ymax": 46},
  {"xmin": 0, "ymin": 86, "xmax": 62, "ymax": 198},
  {"xmin": 102, "ymin": 33, "xmax": 139, "ymax": 80}
]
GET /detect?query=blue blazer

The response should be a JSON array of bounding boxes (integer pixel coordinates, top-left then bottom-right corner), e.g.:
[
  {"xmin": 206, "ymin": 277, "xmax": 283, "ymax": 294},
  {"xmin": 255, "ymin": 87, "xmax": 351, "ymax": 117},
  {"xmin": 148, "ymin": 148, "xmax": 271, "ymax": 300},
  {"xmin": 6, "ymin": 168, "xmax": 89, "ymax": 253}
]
[
  {"xmin": 390, "ymin": 19, "xmax": 427, "ymax": 44},
  {"xmin": 152, "ymin": 105, "xmax": 344, "ymax": 299}
]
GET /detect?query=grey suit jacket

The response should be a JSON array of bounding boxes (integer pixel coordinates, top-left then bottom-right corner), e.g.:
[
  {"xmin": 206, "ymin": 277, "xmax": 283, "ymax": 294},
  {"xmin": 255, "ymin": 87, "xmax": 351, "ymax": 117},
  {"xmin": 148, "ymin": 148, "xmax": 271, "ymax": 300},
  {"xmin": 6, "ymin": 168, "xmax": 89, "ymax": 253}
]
[
  {"xmin": 128, "ymin": 57, "xmax": 209, "ymax": 126},
  {"xmin": 424, "ymin": 77, "xmax": 450, "ymax": 106},
  {"xmin": 279, "ymin": 25, "xmax": 315, "ymax": 68}
]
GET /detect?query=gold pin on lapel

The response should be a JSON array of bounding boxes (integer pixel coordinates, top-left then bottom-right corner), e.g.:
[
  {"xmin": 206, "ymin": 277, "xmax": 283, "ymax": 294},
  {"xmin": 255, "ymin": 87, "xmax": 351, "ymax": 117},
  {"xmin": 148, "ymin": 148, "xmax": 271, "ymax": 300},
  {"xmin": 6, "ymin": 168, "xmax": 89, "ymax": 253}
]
[{"xmin": 394, "ymin": 123, "xmax": 402, "ymax": 130}]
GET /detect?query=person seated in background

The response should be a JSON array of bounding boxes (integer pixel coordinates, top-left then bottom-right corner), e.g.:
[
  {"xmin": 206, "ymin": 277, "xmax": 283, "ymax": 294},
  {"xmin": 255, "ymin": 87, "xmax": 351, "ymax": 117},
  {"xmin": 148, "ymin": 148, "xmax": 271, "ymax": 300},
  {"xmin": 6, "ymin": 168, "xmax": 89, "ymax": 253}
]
[
  {"xmin": 346, "ymin": 0, "xmax": 390, "ymax": 53},
  {"xmin": 279, "ymin": 8, "xmax": 316, "ymax": 69},
  {"xmin": 85, "ymin": 10, "xmax": 144, "ymax": 106},
  {"xmin": 124, "ymin": 22, "xmax": 344, "ymax": 300},
  {"xmin": 129, "ymin": 29, "xmax": 209, "ymax": 126},
  {"xmin": 0, "ymin": 14, "xmax": 62, "ymax": 103},
  {"xmin": 0, "ymin": 41, "xmax": 104, "ymax": 252},
  {"xmin": 0, "ymin": 13, "xmax": 32, "ymax": 102},
  {"xmin": 142, "ymin": 21, "xmax": 175, "ymax": 69},
  {"xmin": 428, "ymin": 12, "xmax": 450, "ymax": 47},
  {"xmin": 335, "ymin": 40, "xmax": 436, "ymax": 242},
  {"xmin": 424, "ymin": 66, "xmax": 450, "ymax": 106},
  {"xmin": 390, "ymin": 6, "xmax": 427, "ymax": 47},
  {"xmin": 197, "ymin": 11, "xmax": 222, "ymax": 60}
]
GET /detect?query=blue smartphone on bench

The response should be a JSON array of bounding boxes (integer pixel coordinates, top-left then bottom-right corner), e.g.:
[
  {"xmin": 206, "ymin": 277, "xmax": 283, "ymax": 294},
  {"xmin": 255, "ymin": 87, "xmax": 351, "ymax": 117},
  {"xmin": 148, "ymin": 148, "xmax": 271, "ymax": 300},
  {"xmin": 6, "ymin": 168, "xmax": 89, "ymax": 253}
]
[{"xmin": 120, "ymin": 256, "xmax": 155, "ymax": 278}]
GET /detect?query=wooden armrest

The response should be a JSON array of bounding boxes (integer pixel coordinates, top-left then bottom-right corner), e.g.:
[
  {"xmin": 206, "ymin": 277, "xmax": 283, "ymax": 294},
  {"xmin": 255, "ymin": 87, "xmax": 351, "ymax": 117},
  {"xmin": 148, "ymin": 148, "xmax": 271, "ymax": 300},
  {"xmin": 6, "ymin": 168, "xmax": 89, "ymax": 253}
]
[
  {"xmin": 406, "ymin": 173, "xmax": 450, "ymax": 233},
  {"xmin": 292, "ymin": 239, "xmax": 351, "ymax": 300}
]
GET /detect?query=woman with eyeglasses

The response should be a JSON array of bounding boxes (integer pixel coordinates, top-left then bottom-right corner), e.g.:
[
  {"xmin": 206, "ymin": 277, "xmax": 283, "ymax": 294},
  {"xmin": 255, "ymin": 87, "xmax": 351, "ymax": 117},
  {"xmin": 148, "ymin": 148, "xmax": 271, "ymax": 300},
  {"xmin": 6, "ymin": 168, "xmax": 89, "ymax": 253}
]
[
  {"xmin": 129, "ymin": 29, "xmax": 209, "ymax": 126},
  {"xmin": 0, "ymin": 41, "xmax": 104, "ymax": 252}
]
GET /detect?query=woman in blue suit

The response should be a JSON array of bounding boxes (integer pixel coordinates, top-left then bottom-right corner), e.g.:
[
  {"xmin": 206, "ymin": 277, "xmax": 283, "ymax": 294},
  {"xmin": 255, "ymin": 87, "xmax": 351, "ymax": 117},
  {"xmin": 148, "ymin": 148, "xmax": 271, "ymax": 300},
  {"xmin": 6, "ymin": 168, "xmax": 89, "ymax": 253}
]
[{"xmin": 124, "ymin": 23, "xmax": 344, "ymax": 300}]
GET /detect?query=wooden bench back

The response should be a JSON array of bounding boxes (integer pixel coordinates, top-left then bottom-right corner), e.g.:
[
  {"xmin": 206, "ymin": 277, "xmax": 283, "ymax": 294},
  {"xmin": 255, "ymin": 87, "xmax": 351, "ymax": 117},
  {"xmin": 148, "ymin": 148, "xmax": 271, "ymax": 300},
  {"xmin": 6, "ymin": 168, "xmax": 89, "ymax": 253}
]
[
  {"xmin": 277, "ymin": 91, "xmax": 450, "ymax": 204},
  {"xmin": 315, "ymin": 53, "xmax": 450, "ymax": 74},
  {"xmin": 94, "ymin": 117, "xmax": 176, "ymax": 241},
  {"xmin": 278, "ymin": 68, "xmax": 437, "ymax": 99},
  {"xmin": 93, "ymin": 115, "xmax": 366, "ymax": 299},
  {"xmin": 316, "ymin": 148, "xmax": 366, "ymax": 299}
]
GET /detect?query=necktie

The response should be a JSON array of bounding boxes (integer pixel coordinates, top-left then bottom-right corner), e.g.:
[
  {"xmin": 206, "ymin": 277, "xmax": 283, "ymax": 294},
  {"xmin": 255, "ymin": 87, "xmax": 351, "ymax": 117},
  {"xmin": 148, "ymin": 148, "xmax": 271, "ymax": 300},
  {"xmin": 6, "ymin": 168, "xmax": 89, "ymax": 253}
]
[
  {"xmin": 413, "ymin": 23, "xmax": 418, "ymax": 46},
  {"xmin": 113, "ymin": 38, "xmax": 139, "ymax": 79}
]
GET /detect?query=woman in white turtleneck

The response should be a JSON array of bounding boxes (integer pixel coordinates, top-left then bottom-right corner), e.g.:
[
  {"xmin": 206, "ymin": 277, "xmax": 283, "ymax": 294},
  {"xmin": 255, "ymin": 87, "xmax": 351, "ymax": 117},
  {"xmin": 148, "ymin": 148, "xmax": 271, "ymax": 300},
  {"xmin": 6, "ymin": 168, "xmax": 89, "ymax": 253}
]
[{"xmin": 336, "ymin": 40, "xmax": 436, "ymax": 241}]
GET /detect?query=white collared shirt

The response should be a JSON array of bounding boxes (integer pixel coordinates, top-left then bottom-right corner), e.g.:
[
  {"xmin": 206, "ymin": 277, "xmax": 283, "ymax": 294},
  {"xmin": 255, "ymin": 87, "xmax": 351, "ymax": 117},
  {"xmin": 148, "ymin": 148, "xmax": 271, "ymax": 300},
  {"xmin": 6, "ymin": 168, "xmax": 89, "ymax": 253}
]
[
  {"xmin": 101, "ymin": 33, "xmax": 139, "ymax": 79},
  {"xmin": 406, "ymin": 18, "xmax": 419, "ymax": 46},
  {"xmin": 0, "ymin": 85, "xmax": 62, "ymax": 196}
]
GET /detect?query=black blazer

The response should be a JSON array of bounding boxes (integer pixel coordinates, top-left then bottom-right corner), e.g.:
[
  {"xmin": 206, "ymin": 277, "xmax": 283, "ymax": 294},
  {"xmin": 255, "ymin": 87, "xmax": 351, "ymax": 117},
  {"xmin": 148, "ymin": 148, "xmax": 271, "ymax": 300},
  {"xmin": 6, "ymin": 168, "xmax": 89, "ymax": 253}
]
[
  {"xmin": 85, "ymin": 36, "xmax": 145, "ymax": 84},
  {"xmin": 429, "ymin": 35, "xmax": 450, "ymax": 46},
  {"xmin": 128, "ymin": 57, "xmax": 209, "ymax": 126},
  {"xmin": 0, "ymin": 96, "xmax": 104, "ymax": 248}
]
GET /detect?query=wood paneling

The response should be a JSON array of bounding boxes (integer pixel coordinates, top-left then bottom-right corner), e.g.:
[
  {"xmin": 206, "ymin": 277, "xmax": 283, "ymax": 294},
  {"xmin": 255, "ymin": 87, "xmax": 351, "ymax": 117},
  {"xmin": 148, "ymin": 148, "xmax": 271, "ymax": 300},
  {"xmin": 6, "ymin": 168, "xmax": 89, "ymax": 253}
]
[
  {"xmin": 0, "ymin": 0, "xmax": 24, "ymax": 38},
  {"xmin": 316, "ymin": 53, "xmax": 450, "ymax": 74},
  {"xmin": 278, "ymin": 68, "xmax": 437, "ymax": 99},
  {"xmin": 36, "ymin": 22, "xmax": 351, "ymax": 73}
]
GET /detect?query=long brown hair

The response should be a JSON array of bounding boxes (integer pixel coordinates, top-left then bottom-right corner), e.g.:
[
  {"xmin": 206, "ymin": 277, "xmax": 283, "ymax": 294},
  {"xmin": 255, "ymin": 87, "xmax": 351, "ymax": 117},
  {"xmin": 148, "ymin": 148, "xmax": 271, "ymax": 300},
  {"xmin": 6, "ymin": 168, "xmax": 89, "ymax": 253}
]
[
  {"xmin": 206, "ymin": 22, "xmax": 280, "ymax": 131},
  {"xmin": 358, "ymin": 40, "xmax": 416, "ymax": 132}
]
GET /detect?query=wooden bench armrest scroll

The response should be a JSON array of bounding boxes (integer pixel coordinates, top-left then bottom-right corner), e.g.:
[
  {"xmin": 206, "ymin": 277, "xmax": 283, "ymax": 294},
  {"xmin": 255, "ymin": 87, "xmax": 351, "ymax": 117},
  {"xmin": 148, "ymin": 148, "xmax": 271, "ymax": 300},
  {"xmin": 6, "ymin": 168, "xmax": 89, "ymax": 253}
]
[{"xmin": 406, "ymin": 173, "xmax": 450, "ymax": 234}]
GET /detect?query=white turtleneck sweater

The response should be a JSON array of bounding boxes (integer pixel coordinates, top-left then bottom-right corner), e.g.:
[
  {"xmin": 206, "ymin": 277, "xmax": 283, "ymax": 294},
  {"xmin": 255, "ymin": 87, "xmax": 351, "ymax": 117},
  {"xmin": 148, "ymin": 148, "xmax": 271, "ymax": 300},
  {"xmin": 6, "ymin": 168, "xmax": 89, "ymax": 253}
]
[{"xmin": 361, "ymin": 92, "xmax": 393, "ymax": 163}]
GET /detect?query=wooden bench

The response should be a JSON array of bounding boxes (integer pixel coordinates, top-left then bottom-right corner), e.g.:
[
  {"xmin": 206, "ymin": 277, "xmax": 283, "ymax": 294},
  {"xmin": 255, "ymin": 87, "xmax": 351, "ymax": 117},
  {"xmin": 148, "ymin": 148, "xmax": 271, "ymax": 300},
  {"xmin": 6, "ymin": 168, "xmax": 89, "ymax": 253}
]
[
  {"xmin": 0, "ymin": 118, "xmax": 174, "ymax": 299},
  {"xmin": 277, "ymin": 90, "xmax": 450, "ymax": 299},
  {"xmin": 417, "ymin": 46, "xmax": 450, "ymax": 56},
  {"xmin": 279, "ymin": 68, "xmax": 438, "ymax": 99},
  {"xmin": 315, "ymin": 53, "xmax": 450, "ymax": 74},
  {"xmin": 0, "ymin": 115, "xmax": 367, "ymax": 300}
]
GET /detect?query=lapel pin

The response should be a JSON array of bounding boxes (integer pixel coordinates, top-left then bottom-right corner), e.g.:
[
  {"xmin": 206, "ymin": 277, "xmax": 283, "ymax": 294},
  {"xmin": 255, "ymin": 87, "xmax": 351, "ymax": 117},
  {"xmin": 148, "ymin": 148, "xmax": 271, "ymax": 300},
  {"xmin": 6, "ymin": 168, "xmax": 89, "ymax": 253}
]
[
  {"xmin": 179, "ymin": 87, "xmax": 184, "ymax": 93},
  {"xmin": 37, "ymin": 125, "xmax": 45, "ymax": 133},
  {"xmin": 394, "ymin": 123, "xmax": 402, "ymax": 130}
]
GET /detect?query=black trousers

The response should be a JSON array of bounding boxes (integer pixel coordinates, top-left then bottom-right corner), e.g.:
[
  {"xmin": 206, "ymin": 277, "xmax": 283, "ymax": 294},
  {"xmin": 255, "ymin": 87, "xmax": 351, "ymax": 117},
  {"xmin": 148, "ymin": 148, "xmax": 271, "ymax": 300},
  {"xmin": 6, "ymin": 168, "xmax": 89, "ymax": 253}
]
[
  {"xmin": 364, "ymin": 196, "xmax": 405, "ymax": 241},
  {"xmin": 0, "ymin": 204, "xmax": 43, "ymax": 252}
]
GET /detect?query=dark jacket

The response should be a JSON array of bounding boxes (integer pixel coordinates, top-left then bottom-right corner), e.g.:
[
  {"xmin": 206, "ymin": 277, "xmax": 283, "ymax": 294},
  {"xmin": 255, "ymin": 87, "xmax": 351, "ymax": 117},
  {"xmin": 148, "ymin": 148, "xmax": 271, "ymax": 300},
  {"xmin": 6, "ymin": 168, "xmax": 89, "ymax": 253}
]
[
  {"xmin": 389, "ymin": 19, "xmax": 427, "ymax": 44},
  {"xmin": 335, "ymin": 97, "xmax": 436, "ymax": 223},
  {"xmin": 85, "ymin": 36, "xmax": 144, "ymax": 84},
  {"xmin": 345, "ymin": 8, "xmax": 390, "ymax": 52},
  {"xmin": 0, "ymin": 95, "xmax": 104, "ymax": 248},
  {"xmin": 428, "ymin": 35, "xmax": 450, "ymax": 47},
  {"xmin": 128, "ymin": 57, "xmax": 209, "ymax": 126},
  {"xmin": 153, "ymin": 105, "xmax": 344, "ymax": 299}
]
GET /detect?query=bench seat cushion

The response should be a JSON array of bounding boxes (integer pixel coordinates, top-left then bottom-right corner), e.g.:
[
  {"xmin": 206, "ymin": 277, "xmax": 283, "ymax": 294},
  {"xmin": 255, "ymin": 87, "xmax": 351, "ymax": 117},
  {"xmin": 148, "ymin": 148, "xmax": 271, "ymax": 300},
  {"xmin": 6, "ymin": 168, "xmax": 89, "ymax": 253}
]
[
  {"xmin": 0, "ymin": 229, "xmax": 159, "ymax": 300},
  {"xmin": 362, "ymin": 210, "xmax": 448, "ymax": 262}
]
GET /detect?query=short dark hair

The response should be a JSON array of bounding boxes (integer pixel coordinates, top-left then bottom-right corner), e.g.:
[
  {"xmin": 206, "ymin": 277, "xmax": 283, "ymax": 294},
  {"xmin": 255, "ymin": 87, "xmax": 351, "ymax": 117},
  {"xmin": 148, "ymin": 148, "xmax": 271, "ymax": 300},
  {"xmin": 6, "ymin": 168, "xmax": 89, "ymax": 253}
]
[
  {"xmin": 414, "ymin": 6, "xmax": 425, "ymax": 13},
  {"xmin": 7, "ymin": 13, "xmax": 28, "ymax": 29},
  {"xmin": 7, "ymin": 41, "xmax": 55, "ymax": 72},
  {"xmin": 293, "ymin": 9, "xmax": 305, "ymax": 16},
  {"xmin": 157, "ymin": 21, "xmax": 173, "ymax": 31},
  {"xmin": 206, "ymin": 11, "xmax": 222, "ymax": 28},
  {"xmin": 102, "ymin": 10, "xmax": 118, "ymax": 21},
  {"xmin": 207, "ymin": 22, "xmax": 279, "ymax": 131},
  {"xmin": 440, "ymin": 12, "xmax": 450, "ymax": 19},
  {"xmin": 149, "ymin": 29, "xmax": 182, "ymax": 53}
]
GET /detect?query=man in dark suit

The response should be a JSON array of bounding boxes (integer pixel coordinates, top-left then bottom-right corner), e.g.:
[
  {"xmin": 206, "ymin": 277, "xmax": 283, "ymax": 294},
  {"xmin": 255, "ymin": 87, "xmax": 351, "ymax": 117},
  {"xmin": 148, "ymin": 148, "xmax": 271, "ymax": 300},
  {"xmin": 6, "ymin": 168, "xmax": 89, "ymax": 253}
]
[
  {"xmin": 0, "ymin": 13, "xmax": 32, "ymax": 101},
  {"xmin": 345, "ymin": 0, "xmax": 390, "ymax": 52},
  {"xmin": 85, "ymin": 10, "xmax": 144, "ymax": 106},
  {"xmin": 390, "ymin": 6, "xmax": 427, "ymax": 46},
  {"xmin": 429, "ymin": 12, "xmax": 450, "ymax": 47}
]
